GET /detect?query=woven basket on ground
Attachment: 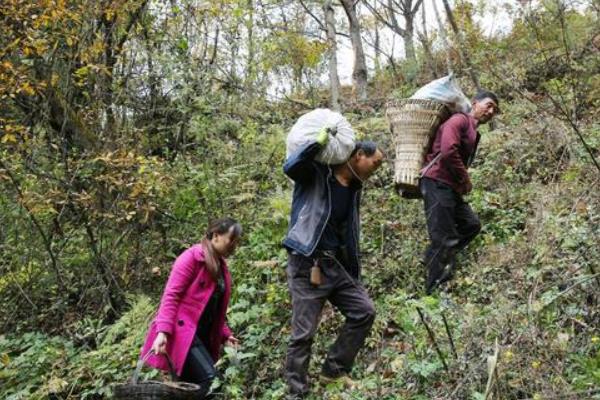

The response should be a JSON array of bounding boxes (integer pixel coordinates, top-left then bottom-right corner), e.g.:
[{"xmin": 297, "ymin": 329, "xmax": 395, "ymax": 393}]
[
  {"xmin": 113, "ymin": 351, "xmax": 204, "ymax": 400},
  {"xmin": 385, "ymin": 98, "xmax": 450, "ymax": 198}
]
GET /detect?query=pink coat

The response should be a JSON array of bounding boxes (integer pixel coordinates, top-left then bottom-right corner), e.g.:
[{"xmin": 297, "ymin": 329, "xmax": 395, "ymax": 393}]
[{"xmin": 140, "ymin": 244, "xmax": 233, "ymax": 376}]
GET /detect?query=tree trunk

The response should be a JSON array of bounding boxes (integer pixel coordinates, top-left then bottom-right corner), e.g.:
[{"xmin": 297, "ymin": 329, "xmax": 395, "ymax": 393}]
[
  {"xmin": 245, "ymin": 0, "xmax": 255, "ymax": 88},
  {"xmin": 441, "ymin": 0, "xmax": 481, "ymax": 90},
  {"xmin": 374, "ymin": 22, "xmax": 382, "ymax": 73},
  {"xmin": 101, "ymin": 16, "xmax": 116, "ymax": 132},
  {"xmin": 432, "ymin": 0, "xmax": 453, "ymax": 74},
  {"xmin": 403, "ymin": 9, "xmax": 416, "ymax": 62},
  {"xmin": 324, "ymin": 0, "xmax": 341, "ymax": 110},
  {"xmin": 100, "ymin": 1, "xmax": 148, "ymax": 138},
  {"xmin": 340, "ymin": 0, "xmax": 368, "ymax": 101},
  {"xmin": 365, "ymin": 0, "xmax": 422, "ymax": 64},
  {"xmin": 418, "ymin": 0, "xmax": 438, "ymax": 78}
]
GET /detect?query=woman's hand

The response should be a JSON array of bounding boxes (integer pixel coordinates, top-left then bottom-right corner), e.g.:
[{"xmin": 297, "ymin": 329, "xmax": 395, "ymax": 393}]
[
  {"xmin": 151, "ymin": 332, "xmax": 169, "ymax": 355},
  {"xmin": 225, "ymin": 335, "xmax": 240, "ymax": 349}
]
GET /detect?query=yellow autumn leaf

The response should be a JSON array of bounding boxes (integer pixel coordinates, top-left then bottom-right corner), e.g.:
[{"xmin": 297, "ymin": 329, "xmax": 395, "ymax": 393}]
[
  {"xmin": 20, "ymin": 82, "xmax": 35, "ymax": 96},
  {"xmin": 46, "ymin": 377, "xmax": 68, "ymax": 393},
  {"xmin": 130, "ymin": 184, "xmax": 145, "ymax": 198},
  {"xmin": 1, "ymin": 134, "xmax": 17, "ymax": 143},
  {"xmin": 125, "ymin": 211, "xmax": 136, "ymax": 221},
  {"xmin": 390, "ymin": 356, "xmax": 404, "ymax": 372},
  {"xmin": 74, "ymin": 65, "xmax": 89, "ymax": 77}
]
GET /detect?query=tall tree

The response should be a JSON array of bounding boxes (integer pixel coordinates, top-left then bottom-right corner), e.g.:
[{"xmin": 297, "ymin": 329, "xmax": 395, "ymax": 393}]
[
  {"xmin": 245, "ymin": 0, "xmax": 256, "ymax": 88},
  {"xmin": 441, "ymin": 0, "xmax": 481, "ymax": 90},
  {"xmin": 365, "ymin": 0, "xmax": 424, "ymax": 62},
  {"xmin": 324, "ymin": 0, "xmax": 341, "ymax": 110},
  {"xmin": 340, "ymin": 0, "xmax": 369, "ymax": 101},
  {"xmin": 373, "ymin": 21, "xmax": 382, "ymax": 73},
  {"xmin": 432, "ymin": 0, "xmax": 453, "ymax": 74},
  {"xmin": 417, "ymin": 0, "xmax": 439, "ymax": 77}
]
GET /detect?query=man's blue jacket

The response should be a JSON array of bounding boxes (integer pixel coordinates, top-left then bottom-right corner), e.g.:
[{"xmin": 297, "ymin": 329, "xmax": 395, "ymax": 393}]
[{"xmin": 282, "ymin": 141, "xmax": 363, "ymax": 279}]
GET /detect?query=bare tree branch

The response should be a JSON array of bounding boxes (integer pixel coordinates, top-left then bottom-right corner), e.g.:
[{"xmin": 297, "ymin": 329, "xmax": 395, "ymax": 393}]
[{"xmin": 298, "ymin": 0, "xmax": 325, "ymax": 30}]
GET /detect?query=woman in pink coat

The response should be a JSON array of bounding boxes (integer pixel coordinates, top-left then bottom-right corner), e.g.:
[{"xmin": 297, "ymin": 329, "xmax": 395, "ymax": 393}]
[{"xmin": 140, "ymin": 217, "xmax": 242, "ymax": 394}]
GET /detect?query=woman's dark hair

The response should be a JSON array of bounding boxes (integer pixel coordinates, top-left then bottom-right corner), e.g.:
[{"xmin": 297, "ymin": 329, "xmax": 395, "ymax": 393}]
[
  {"xmin": 201, "ymin": 217, "xmax": 242, "ymax": 280},
  {"xmin": 350, "ymin": 141, "xmax": 378, "ymax": 157}
]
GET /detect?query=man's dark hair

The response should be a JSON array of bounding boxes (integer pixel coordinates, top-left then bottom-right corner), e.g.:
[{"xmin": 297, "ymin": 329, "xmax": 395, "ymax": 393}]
[
  {"xmin": 351, "ymin": 141, "xmax": 378, "ymax": 157},
  {"xmin": 473, "ymin": 90, "xmax": 499, "ymax": 106}
]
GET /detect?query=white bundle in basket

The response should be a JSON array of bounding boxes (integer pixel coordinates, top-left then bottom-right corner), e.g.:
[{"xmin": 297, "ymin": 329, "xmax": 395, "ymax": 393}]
[
  {"xmin": 286, "ymin": 108, "xmax": 356, "ymax": 165},
  {"xmin": 411, "ymin": 74, "xmax": 471, "ymax": 113}
]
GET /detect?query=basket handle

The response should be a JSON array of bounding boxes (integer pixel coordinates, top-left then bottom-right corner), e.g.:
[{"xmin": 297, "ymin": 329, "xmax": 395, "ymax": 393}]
[{"xmin": 132, "ymin": 350, "xmax": 178, "ymax": 384}]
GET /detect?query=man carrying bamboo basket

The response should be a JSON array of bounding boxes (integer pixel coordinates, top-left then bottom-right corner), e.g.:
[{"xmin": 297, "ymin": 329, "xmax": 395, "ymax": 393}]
[{"xmin": 420, "ymin": 90, "xmax": 500, "ymax": 294}]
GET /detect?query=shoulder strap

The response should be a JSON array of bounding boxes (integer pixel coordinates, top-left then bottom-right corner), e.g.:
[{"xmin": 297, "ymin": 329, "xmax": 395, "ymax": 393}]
[{"xmin": 420, "ymin": 152, "xmax": 442, "ymax": 177}]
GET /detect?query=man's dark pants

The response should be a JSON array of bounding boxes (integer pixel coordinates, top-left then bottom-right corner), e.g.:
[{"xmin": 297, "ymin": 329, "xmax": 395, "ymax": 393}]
[
  {"xmin": 420, "ymin": 177, "xmax": 481, "ymax": 293},
  {"xmin": 285, "ymin": 252, "xmax": 375, "ymax": 397}
]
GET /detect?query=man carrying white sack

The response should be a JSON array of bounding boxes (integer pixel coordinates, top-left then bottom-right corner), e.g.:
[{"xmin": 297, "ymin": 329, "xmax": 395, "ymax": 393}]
[
  {"xmin": 420, "ymin": 90, "xmax": 500, "ymax": 294},
  {"xmin": 282, "ymin": 120, "xmax": 384, "ymax": 399}
]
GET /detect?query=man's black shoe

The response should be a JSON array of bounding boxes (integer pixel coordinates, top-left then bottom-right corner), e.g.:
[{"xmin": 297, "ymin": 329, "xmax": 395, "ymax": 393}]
[{"xmin": 426, "ymin": 261, "xmax": 455, "ymax": 294}]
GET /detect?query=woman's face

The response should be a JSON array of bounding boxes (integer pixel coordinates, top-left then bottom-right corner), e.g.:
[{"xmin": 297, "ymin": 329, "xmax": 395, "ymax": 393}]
[{"xmin": 211, "ymin": 227, "xmax": 240, "ymax": 258}]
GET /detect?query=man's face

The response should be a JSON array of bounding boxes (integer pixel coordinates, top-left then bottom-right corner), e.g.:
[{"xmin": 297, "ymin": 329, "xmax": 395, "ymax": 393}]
[
  {"xmin": 352, "ymin": 149, "xmax": 384, "ymax": 181},
  {"xmin": 472, "ymin": 97, "xmax": 499, "ymax": 124}
]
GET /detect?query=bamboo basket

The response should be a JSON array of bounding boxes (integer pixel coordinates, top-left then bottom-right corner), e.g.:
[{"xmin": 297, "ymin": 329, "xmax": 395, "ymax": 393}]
[
  {"xmin": 385, "ymin": 99, "xmax": 450, "ymax": 198},
  {"xmin": 113, "ymin": 351, "xmax": 204, "ymax": 400}
]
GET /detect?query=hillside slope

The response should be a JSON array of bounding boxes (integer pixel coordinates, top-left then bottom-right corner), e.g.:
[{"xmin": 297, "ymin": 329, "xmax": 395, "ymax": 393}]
[{"xmin": 1, "ymin": 98, "xmax": 598, "ymax": 400}]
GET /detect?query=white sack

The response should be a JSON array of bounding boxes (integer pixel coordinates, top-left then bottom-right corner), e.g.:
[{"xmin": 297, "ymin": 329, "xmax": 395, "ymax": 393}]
[
  {"xmin": 286, "ymin": 108, "xmax": 356, "ymax": 165},
  {"xmin": 411, "ymin": 74, "xmax": 471, "ymax": 113}
]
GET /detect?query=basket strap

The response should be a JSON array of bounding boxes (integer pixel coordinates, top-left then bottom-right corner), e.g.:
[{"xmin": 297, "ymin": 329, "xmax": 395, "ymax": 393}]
[
  {"xmin": 132, "ymin": 350, "xmax": 178, "ymax": 384},
  {"xmin": 420, "ymin": 152, "xmax": 442, "ymax": 178}
]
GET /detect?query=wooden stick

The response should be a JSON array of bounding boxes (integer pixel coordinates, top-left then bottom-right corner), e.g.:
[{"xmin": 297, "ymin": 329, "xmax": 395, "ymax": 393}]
[
  {"xmin": 441, "ymin": 311, "xmax": 458, "ymax": 360},
  {"xmin": 416, "ymin": 306, "xmax": 449, "ymax": 373},
  {"xmin": 484, "ymin": 339, "xmax": 499, "ymax": 400}
]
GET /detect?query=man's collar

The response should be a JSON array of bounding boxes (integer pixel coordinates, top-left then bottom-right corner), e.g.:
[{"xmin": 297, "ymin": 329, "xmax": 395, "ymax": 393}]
[
  {"xmin": 467, "ymin": 113, "xmax": 479, "ymax": 128},
  {"xmin": 330, "ymin": 164, "xmax": 363, "ymax": 189}
]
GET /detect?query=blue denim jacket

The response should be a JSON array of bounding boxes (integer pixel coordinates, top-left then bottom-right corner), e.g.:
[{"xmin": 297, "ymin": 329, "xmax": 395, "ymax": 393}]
[{"xmin": 282, "ymin": 141, "xmax": 362, "ymax": 279}]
